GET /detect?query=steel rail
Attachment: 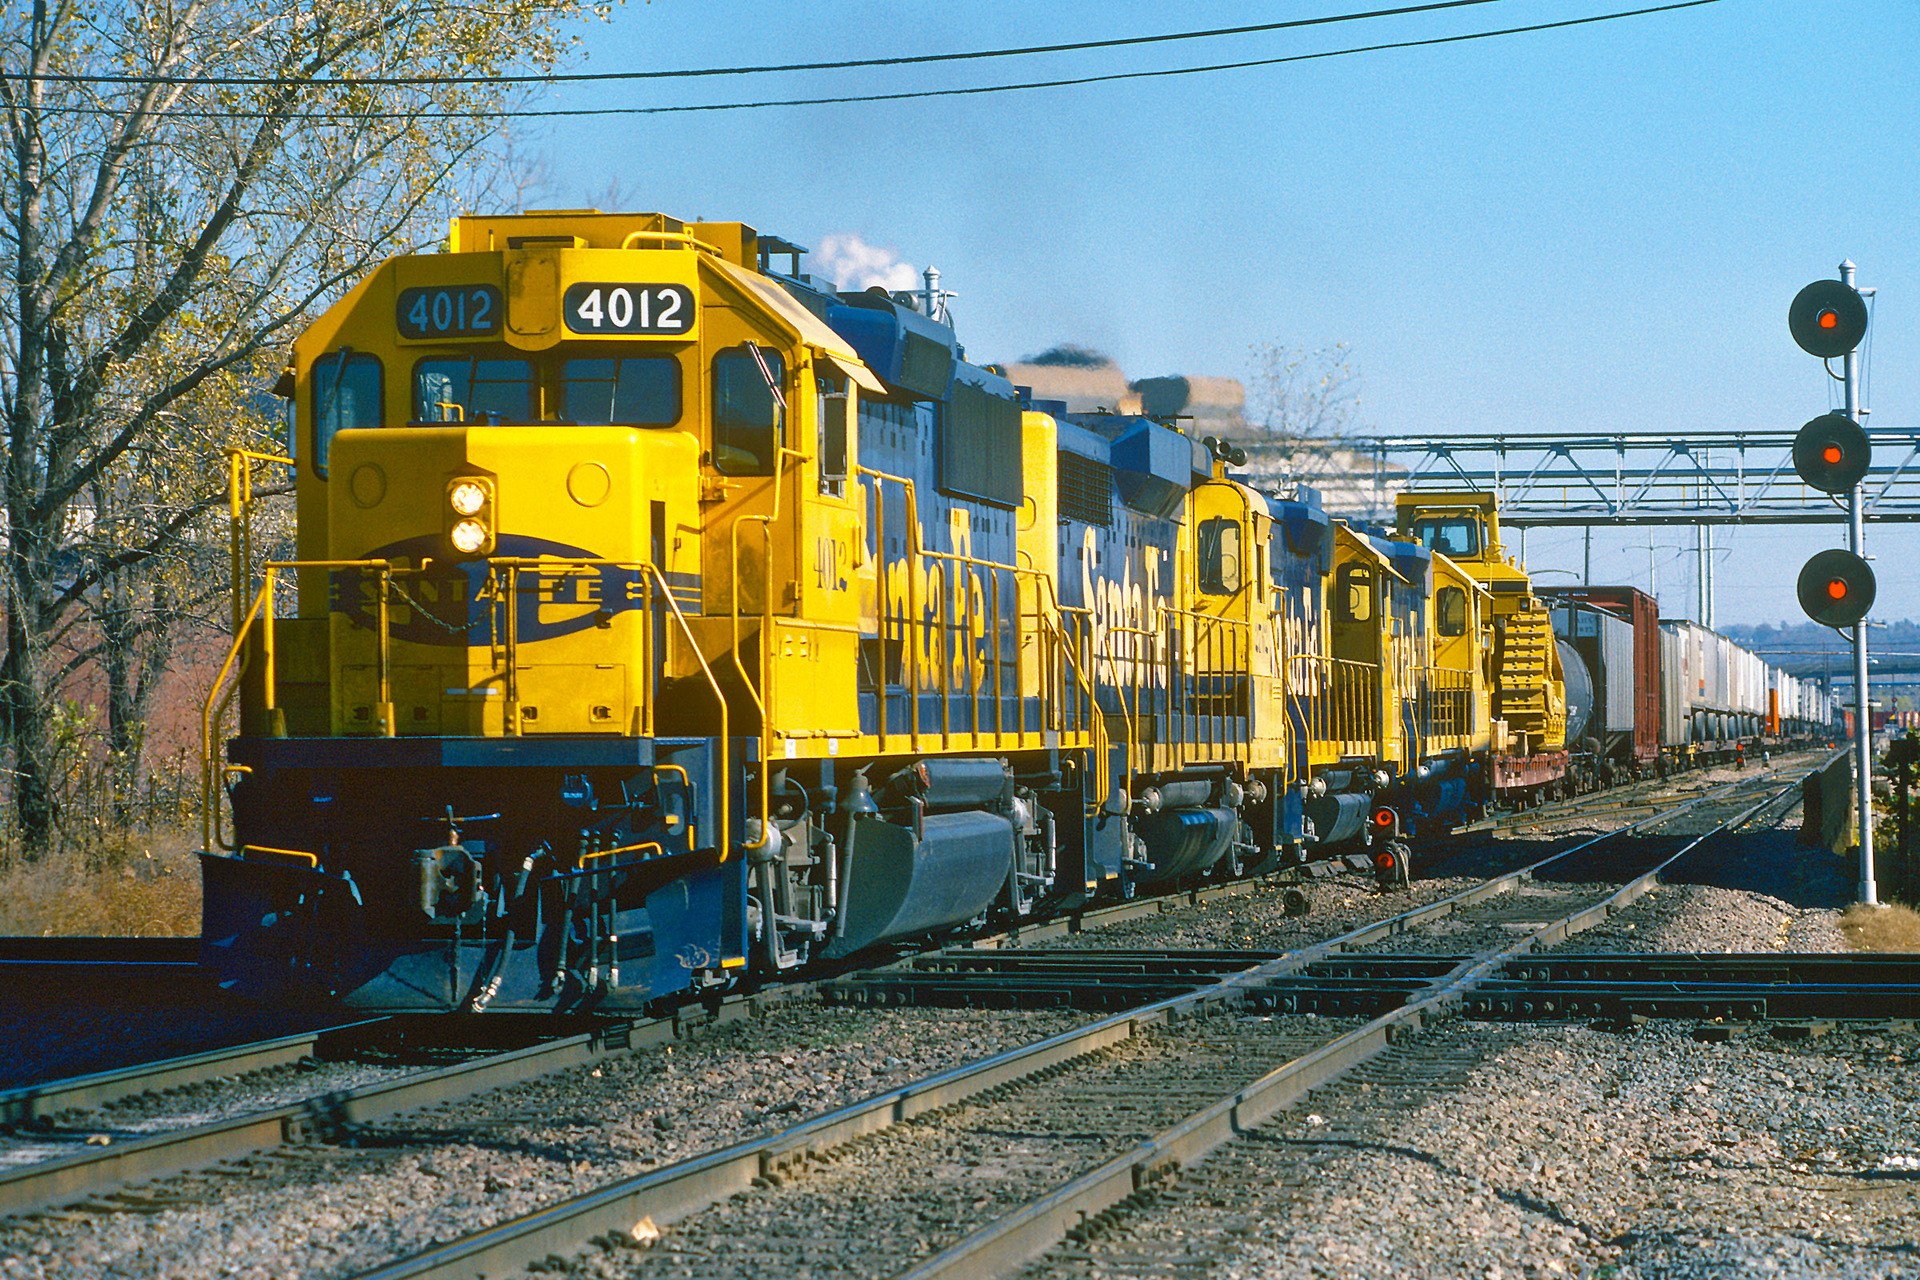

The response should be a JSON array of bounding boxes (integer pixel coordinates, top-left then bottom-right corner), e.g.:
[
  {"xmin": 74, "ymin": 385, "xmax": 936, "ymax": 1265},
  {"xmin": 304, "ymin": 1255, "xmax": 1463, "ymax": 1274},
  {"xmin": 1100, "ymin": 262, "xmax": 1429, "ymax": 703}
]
[
  {"xmin": 341, "ymin": 762, "xmax": 1817, "ymax": 1280},
  {"xmin": 0, "ymin": 874, "xmax": 1283, "ymax": 1220},
  {"xmin": 0, "ymin": 1020, "xmax": 387, "ymax": 1127},
  {"xmin": 4, "ymin": 753, "xmax": 1795, "ymax": 1169},
  {"xmin": 1451, "ymin": 749, "xmax": 1820, "ymax": 838},
  {"xmin": 0, "ymin": 1018, "xmax": 652, "ymax": 1219},
  {"xmin": 892, "ymin": 775, "xmax": 1802, "ymax": 1280}
]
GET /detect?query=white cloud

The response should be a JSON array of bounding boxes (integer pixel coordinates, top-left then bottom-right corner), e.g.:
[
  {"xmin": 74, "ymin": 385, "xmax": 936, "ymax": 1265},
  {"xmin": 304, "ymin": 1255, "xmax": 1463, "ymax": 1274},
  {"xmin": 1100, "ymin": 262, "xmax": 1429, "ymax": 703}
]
[{"xmin": 811, "ymin": 233, "xmax": 920, "ymax": 293}]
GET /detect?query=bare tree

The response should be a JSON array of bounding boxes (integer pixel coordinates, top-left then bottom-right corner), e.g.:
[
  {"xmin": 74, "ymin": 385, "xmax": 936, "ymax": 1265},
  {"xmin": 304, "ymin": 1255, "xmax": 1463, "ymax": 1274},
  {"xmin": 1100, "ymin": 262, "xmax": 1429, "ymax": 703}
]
[
  {"xmin": 1245, "ymin": 341, "xmax": 1362, "ymax": 448},
  {"xmin": 1238, "ymin": 341, "xmax": 1366, "ymax": 495},
  {"xmin": 0, "ymin": 0, "xmax": 599, "ymax": 849}
]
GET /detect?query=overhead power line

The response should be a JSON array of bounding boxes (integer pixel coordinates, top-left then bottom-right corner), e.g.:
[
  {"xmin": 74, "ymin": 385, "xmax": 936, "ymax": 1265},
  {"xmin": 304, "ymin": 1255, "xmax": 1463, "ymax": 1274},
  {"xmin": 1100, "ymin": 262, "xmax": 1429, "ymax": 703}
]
[
  {"xmin": 26, "ymin": 0, "xmax": 1725, "ymax": 122},
  {"xmin": 6, "ymin": 0, "xmax": 1517, "ymax": 88}
]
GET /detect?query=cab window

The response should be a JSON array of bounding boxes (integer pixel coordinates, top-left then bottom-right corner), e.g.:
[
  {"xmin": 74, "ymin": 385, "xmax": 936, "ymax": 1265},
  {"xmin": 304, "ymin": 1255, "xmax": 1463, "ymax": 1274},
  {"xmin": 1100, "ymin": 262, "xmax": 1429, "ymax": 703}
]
[
  {"xmin": 414, "ymin": 358, "xmax": 532, "ymax": 423},
  {"xmin": 1338, "ymin": 563, "xmax": 1374, "ymax": 622},
  {"xmin": 817, "ymin": 371, "xmax": 850, "ymax": 496},
  {"xmin": 712, "ymin": 345, "xmax": 785, "ymax": 476},
  {"xmin": 312, "ymin": 351, "xmax": 382, "ymax": 477},
  {"xmin": 1412, "ymin": 516, "xmax": 1481, "ymax": 558},
  {"xmin": 1437, "ymin": 585, "xmax": 1467, "ymax": 637},
  {"xmin": 562, "ymin": 357, "xmax": 679, "ymax": 426},
  {"xmin": 1197, "ymin": 517, "xmax": 1243, "ymax": 594}
]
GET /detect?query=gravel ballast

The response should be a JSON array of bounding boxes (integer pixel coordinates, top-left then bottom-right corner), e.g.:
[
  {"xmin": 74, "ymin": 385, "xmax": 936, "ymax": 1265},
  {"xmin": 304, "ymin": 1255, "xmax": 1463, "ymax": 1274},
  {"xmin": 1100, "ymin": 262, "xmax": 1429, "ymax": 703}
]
[{"xmin": 3, "ymin": 757, "xmax": 1909, "ymax": 1280}]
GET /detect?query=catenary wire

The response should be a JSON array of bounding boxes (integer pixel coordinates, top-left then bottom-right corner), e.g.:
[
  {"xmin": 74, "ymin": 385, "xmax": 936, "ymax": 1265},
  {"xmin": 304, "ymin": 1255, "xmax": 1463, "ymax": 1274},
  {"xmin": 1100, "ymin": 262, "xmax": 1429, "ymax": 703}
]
[
  {"xmin": 21, "ymin": 0, "xmax": 1724, "ymax": 121},
  {"xmin": 2, "ymin": 0, "xmax": 1520, "ymax": 88}
]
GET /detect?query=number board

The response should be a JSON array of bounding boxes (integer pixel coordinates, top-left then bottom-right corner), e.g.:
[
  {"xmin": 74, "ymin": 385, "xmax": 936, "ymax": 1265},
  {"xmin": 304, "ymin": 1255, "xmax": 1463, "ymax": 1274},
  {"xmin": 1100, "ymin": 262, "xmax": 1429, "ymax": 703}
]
[
  {"xmin": 397, "ymin": 285, "xmax": 503, "ymax": 340},
  {"xmin": 563, "ymin": 283, "xmax": 695, "ymax": 336}
]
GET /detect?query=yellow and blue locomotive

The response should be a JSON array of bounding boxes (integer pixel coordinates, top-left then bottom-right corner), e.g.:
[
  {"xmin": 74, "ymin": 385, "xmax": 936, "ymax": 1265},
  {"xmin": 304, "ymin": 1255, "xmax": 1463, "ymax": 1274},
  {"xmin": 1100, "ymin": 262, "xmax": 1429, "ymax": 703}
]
[{"xmin": 203, "ymin": 211, "xmax": 1503, "ymax": 1011}]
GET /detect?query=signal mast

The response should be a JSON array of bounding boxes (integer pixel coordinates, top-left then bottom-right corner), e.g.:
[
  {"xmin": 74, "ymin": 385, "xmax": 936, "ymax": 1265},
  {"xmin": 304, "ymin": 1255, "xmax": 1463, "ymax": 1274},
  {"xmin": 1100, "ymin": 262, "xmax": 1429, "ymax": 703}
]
[{"xmin": 1788, "ymin": 266, "xmax": 1876, "ymax": 904}]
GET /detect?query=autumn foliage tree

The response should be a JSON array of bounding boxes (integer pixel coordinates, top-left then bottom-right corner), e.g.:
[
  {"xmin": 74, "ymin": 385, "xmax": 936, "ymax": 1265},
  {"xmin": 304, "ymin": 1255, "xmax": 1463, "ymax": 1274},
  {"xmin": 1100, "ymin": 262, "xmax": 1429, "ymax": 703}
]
[{"xmin": 1, "ymin": 0, "xmax": 602, "ymax": 850}]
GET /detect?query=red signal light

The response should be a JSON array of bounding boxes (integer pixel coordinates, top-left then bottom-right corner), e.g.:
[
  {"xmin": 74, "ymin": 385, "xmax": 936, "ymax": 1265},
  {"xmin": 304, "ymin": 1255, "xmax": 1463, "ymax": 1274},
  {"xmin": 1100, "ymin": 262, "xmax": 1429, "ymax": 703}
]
[
  {"xmin": 1794, "ymin": 414, "xmax": 1870, "ymax": 493},
  {"xmin": 1798, "ymin": 548, "xmax": 1875, "ymax": 628},
  {"xmin": 1791, "ymin": 281, "xmax": 1868, "ymax": 357},
  {"xmin": 1373, "ymin": 851, "xmax": 1396, "ymax": 869},
  {"xmin": 1372, "ymin": 807, "xmax": 1394, "ymax": 828}
]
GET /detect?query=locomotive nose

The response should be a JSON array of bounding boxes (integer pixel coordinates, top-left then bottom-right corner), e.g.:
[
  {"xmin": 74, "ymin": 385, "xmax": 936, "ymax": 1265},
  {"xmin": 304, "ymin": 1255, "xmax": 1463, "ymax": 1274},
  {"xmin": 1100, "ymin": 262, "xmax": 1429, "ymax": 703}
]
[{"xmin": 323, "ymin": 422, "xmax": 701, "ymax": 739}]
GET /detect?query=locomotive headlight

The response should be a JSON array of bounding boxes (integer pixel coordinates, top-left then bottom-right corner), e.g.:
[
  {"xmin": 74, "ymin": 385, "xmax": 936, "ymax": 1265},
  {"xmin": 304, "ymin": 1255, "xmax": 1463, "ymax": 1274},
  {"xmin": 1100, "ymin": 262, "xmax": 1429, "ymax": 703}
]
[
  {"xmin": 449, "ymin": 519, "xmax": 488, "ymax": 555},
  {"xmin": 449, "ymin": 481, "xmax": 487, "ymax": 516},
  {"xmin": 443, "ymin": 477, "xmax": 495, "ymax": 558}
]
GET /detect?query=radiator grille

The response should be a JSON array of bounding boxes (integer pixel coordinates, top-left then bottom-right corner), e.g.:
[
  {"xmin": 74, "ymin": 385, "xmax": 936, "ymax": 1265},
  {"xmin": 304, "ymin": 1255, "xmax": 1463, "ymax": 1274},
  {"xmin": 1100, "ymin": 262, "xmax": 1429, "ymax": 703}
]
[{"xmin": 1059, "ymin": 451, "xmax": 1113, "ymax": 527}]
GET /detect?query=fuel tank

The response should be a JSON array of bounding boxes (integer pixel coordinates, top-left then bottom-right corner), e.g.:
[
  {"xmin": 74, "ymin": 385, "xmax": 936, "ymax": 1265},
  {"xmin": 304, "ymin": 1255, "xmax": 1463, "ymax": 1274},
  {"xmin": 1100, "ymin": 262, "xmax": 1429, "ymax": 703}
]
[
  {"xmin": 1303, "ymin": 791, "xmax": 1369, "ymax": 846},
  {"xmin": 824, "ymin": 810, "xmax": 1014, "ymax": 958},
  {"xmin": 1130, "ymin": 806, "xmax": 1237, "ymax": 885}
]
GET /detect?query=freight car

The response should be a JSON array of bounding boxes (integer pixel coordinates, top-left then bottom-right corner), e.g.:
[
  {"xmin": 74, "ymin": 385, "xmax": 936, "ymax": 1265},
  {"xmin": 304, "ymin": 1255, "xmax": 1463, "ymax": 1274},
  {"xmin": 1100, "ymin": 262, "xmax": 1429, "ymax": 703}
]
[
  {"xmin": 198, "ymin": 211, "xmax": 1606, "ymax": 1012},
  {"xmin": 1540, "ymin": 588, "xmax": 1837, "ymax": 781}
]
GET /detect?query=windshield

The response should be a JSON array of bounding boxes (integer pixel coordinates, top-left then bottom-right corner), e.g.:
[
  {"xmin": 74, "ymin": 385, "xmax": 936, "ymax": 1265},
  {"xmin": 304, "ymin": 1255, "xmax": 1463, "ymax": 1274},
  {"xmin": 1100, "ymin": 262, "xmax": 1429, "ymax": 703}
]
[
  {"xmin": 1412, "ymin": 516, "xmax": 1481, "ymax": 558},
  {"xmin": 415, "ymin": 358, "xmax": 532, "ymax": 423},
  {"xmin": 563, "ymin": 357, "xmax": 679, "ymax": 425}
]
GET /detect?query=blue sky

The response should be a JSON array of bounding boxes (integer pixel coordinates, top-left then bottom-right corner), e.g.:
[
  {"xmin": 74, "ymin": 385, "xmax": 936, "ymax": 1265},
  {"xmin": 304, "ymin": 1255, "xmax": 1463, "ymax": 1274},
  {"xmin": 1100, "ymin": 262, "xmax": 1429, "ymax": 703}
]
[{"xmin": 523, "ymin": 0, "xmax": 1920, "ymax": 630}]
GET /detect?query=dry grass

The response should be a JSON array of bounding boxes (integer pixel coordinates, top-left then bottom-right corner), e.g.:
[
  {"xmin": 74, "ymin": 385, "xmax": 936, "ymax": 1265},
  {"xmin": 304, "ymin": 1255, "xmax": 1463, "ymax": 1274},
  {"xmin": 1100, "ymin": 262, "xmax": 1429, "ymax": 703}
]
[
  {"xmin": 0, "ymin": 830, "xmax": 201, "ymax": 937},
  {"xmin": 1838, "ymin": 901, "xmax": 1920, "ymax": 953}
]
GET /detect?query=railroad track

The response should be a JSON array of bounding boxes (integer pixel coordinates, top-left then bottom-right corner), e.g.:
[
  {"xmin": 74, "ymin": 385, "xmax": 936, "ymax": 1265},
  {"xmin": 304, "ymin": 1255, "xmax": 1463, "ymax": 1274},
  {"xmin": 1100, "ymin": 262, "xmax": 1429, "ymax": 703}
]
[
  {"xmin": 278, "ymin": 763, "xmax": 1858, "ymax": 1280},
  {"xmin": 0, "ymin": 760, "xmax": 1852, "ymax": 1274},
  {"xmin": 3, "ymin": 750, "xmax": 1811, "ymax": 1133},
  {"xmin": 1450, "ymin": 748, "xmax": 1822, "ymax": 839},
  {"xmin": 0, "ymin": 873, "xmax": 1297, "ymax": 1221}
]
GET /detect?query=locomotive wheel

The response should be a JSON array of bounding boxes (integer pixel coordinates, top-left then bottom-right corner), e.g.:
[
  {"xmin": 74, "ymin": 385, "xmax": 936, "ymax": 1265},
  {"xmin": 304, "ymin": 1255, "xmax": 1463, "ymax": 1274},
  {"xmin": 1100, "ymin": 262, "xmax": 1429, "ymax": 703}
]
[{"xmin": 1218, "ymin": 845, "xmax": 1246, "ymax": 882}]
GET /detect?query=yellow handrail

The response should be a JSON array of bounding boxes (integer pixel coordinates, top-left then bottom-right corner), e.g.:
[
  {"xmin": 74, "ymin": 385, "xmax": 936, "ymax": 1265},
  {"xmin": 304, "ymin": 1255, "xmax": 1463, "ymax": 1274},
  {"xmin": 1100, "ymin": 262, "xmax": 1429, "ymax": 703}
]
[
  {"xmin": 204, "ymin": 556, "xmax": 735, "ymax": 863},
  {"xmin": 619, "ymin": 230, "xmax": 724, "ymax": 255},
  {"xmin": 917, "ymin": 547, "xmax": 1035, "ymax": 748},
  {"xmin": 725, "ymin": 513, "xmax": 775, "ymax": 855},
  {"xmin": 1033, "ymin": 606, "xmax": 1110, "ymax": 807},
  {"xmin": 226, "ymin": 449, "xmax": 292, "ymax": 636},
  {"xmin": 1420, "ymin": 664, "xmax": 1475, "ymax": 743},
  {"xmin": 243, "ymin": 845, "xmax": 318, "ymax": 867},
  {"xmin": 202, "ymin": 579, "xmax": 272, "ymax": 851},
  {"xmin": 1284, "ymin": 653, "xmax": 1384, "ymax": 778},
  {"xmin": 856, "ymin": 465, "xmax": 921, "ymax": 752},
  {"xmin": 578, "ymin": 841, "xmax": 665, "ymax": 869},
  {"xmin": 489, "ymin": 558, "xmax": 734, "ymax": 859}
]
